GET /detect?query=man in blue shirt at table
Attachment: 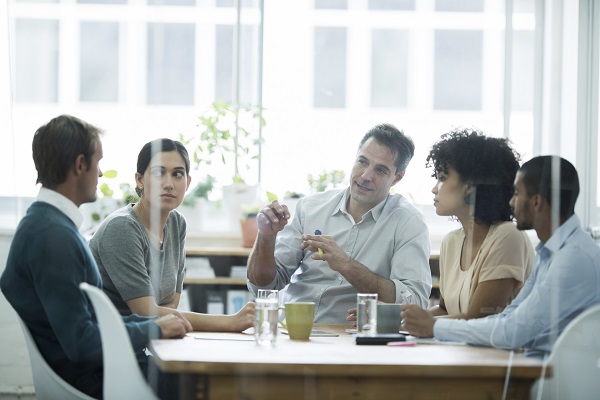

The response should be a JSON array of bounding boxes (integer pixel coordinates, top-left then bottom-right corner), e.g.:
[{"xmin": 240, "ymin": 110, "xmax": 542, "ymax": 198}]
[
  {"xmin": 0, "ymin": 115, "xmax": 192, "ymax": 399},
  {"xmin": 401, "ymin": 155, "xmax": 600, "ymax": 358},
  {"xmin": 247, "ymin": 123, "xmax": 432, "ymax": 323}
]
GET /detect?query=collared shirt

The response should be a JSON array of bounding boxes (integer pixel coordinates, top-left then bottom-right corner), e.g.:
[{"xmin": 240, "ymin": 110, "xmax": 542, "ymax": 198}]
[
  {"xmin": 37, "ymin": 187, "xmax": 84, "ymax": 229},
  {"xmin": 434, "ymin": 214, "xmax": 600, "ymax": 358},
  {"xmin": 248, "ymin": 188, "xmax": 432, "ymax": 323}
]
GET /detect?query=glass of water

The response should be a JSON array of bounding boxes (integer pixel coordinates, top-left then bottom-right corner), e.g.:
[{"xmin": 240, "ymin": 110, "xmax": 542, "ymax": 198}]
[
  {"xmin": 254, "ymin": 290, "xmax": 279, "ymax": 345},
  {"xmin": 357, "ymin": 293, "xmax": 378, "ymax": 335},
  {"xmin": 256, "ymin": 289, "xmax": 279, "ymax": 301}
]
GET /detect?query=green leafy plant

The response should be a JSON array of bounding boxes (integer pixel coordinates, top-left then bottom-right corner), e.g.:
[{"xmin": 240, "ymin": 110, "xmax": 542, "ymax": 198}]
[
  {"xmin": 98, "ymin": 169, "xmax": 118, "ymax": 198},
  {"xmin": 120, "ymin": 183, "xmax": 140, "ymax": 205},
  {"xmin": 307, "ymin": 170, "xmax": 346, "ymax": 193},
  {"xmin": 285, "ymin": 191, "xmax": 304, "ymax": 199},
  {"xmin": 179, "ymin": 100, "xmax": 265, "ymax": 184},
  {"xmin": 92, "ymin": 170, "xmax": 140, "ymax": 222},
  {"xmin": 183, "ymin": 175, "xmax": 216, "ymax": 207}
]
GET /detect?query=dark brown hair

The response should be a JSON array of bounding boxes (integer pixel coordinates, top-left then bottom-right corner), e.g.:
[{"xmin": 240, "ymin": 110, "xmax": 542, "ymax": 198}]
[{"xmin": 32, "ymin": 115, "xmax": 102, "ymax": 188}]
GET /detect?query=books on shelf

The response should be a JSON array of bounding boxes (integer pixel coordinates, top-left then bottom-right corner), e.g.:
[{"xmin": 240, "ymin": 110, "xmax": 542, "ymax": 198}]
[
  {"xmin": 227, "ymin": 290, "xmax": 250, "ymax": 314},
  {"xmin": 206, "ymin": 291, "xmax": 225, "ymax": 314},
  {"xmin": 185, "ymin": 257, "xmax": 215, "ymax": 278},
  {"xmin": 229, "ymin": 265, "xmax": 247, "ymax": 279}
]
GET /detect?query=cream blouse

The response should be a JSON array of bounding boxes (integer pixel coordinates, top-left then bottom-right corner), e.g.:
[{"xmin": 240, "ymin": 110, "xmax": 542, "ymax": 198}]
[{"xmin": 439, "ymin": 221, "xmax": 535, "ymax": 315}]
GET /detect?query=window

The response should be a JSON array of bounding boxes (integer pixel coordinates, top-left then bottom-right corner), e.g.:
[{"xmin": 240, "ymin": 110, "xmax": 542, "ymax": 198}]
[
  {"xmin": 80, "ymin": 22, "xmax": 119, "ymax": 102},
  {"xmin": 216, "ymin": 24, "xmax": 259, "ymax": 104},
  {"xmin": 15, "ymin": 19, "xmax": 58, "ymax": 103},
  {"xmin": 8, "ymin": 0, "xmax": 590, "ymax": 242},
  {"xmin": 434, "ymin": 30, "xmax": 483, "ymax": 111},
  {"xmin": 314, "ymin": 27, "xmax": 347, "ymax": 108},
  {"xmin": 435, "ymin": 0, "xmax": 483, "ymax": 12},
  {"xmin": 369, "ymin": 0, "xmax": 414, "ymax": 11},
  {"xmin": 371, "ymin": 29, "xmax": 409, "ymax": 108},
  {"xmin": 147, "ymin": 23, "xmax": 195, "ymax": 105}
]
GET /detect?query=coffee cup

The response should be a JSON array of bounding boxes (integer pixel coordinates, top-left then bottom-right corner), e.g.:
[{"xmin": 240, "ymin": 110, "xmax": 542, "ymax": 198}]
[
  {"xmin": 376, "ymin": 303, "xmax": 401, "ymax": 334},
  {"xmin": 279, "ymin": 302, "xmax": 315, "ymax": 340}
]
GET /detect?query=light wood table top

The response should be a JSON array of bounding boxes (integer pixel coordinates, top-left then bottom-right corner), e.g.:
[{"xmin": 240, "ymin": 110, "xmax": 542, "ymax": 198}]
[
  {"xmin": 150, "ymin": 324, "xmax": 546, "ymax": 399},
  {"xmin": 150, "ymin": 324, "xmax": 545, "ymax": 378}
]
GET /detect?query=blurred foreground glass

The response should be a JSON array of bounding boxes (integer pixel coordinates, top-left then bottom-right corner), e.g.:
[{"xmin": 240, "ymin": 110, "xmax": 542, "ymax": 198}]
[{"xmin": 357, "ymin": 293, "xmax": 378, "ymax": 335}]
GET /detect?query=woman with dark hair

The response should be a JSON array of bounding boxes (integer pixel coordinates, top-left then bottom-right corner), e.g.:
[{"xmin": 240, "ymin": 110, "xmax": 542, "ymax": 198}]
[
  {"xmin": 90, "ymin": 138, "xmax": 254, "ymax": 332},
  {"xmin": 427, "ymin": 129, "xmax": 534, "ymax": 319}
]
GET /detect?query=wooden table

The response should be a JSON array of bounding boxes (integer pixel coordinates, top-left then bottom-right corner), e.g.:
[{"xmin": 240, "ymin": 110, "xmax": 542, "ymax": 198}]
[{"xmin": 149, "ymin": 324, "xmax": 547, "ymax": 400}]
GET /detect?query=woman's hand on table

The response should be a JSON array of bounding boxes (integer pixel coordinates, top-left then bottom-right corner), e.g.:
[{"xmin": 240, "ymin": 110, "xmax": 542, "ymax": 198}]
[
  {"xmin": 400, "ymin": 304, "xmax": 435, "ymax": 338},
  {"xmin": 156, "ymin": 313, "xmax": 193, "ymax": 338},
  {"xmin": 229, "ymin": 301, "xmax": 256, "ymax": 331}
]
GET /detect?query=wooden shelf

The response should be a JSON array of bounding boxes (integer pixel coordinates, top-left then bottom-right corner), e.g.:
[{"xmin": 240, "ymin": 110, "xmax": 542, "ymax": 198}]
[
  {"xmin": 184, "ymin": 245, "xmax": 439, "ymax": 289},
  {"xmin": 186, "ymin": 246, "xmax": 438, "ymax": 260},
  {"xmin": 183, "ymin": 277, "xmax": 438, "ymax": 289},
  {"xmin": 184, "ymin": 277, "xmax": 247, "ymax": 285},
  {"xmin": 186, "ymin": 246, "xmax": 251, "ymax": 257}
]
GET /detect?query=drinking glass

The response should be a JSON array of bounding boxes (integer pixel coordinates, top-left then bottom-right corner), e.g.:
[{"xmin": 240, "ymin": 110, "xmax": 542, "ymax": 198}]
[
  {"xmin": 254, "ymin": 289, "xmax": 279, "ymax": 345},
  {"xmin": 357, "ymin": 293, "xmax": 378, "ymax": 335},
  {"xmin": 256, "ymin": 289, "xmax": 279, "ymax": 301}
]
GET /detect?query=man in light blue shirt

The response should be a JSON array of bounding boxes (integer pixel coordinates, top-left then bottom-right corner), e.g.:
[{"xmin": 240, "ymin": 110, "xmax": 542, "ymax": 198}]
[
  {"xmin": 401, "ymin": 156, "xmax": 600, "ymax": 358},
  {"xmin": 247, "ymin": 124, "xmax": 431, "ymax": 323}
]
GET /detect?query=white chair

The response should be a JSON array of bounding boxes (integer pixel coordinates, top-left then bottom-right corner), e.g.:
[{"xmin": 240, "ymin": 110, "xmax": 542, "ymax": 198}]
[
  {"xmin": 17, "ymin": 317, "xmax": 95, "ymax": 400},
  {"xmin": 531, "ymin": 303, "xmax": 600, "ymax": 400},
  {"xmin": 79, "ymin": 282, "xmax": 158, "ymax": 400}
]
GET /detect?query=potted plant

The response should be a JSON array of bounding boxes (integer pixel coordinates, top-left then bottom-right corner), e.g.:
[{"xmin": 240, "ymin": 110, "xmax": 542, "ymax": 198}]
[
  {"xmin": 179, "ymin": 101, "xmax": 266, "ymax": 233},
  {"xmin": 179, "ymin": 100, "xmax": 265, "ymax": 184},
  {"xmin": 307, "ymin": 170, "xmax": 346, "ymax": 193},
  {"xmin": 81, "ymin": 170, "xmax": 140, "ymax": 234},
  {"xmin": 182, "ymin": 175, "xmax": 216, "ymax": 207}
]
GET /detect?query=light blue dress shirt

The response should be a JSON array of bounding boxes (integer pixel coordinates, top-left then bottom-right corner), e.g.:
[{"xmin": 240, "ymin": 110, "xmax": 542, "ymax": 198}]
[
  {"xmin": 248, "ymin": 188, "xmax": 432, "ymax": 323},
  {"xmin": 434, "ymin": 214, "xmax": 600, "ymax": 358}
]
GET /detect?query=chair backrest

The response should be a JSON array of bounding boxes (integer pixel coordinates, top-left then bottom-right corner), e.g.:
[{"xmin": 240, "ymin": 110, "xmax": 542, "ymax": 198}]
[
  {"xmin": 17, "ymin": 318, "xmax": 95, "ymax": 400},
  {"xmin": 531, "ymin": 303, "xmax": 600, "ymax": 400},
  {"xmin": 79, "ymin": 283, "xmax": 158, "ymax": 400}
]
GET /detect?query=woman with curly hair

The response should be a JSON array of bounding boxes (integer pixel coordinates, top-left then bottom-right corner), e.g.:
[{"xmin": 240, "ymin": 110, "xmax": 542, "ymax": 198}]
[{"xmin": 427, "ymin": 128, "xmax": 534, "ymax": 319}]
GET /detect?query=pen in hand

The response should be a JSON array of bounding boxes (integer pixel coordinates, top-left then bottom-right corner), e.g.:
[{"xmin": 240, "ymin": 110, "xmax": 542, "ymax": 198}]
[{"xmin": 314, "ymin": 229, "xmax": 323, "ymax": 254}]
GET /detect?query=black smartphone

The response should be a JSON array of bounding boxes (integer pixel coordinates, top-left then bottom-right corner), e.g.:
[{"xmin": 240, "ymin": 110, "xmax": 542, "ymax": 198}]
[{"xmin": 355, "ymin": 333, "xmax": 407, "ymax": 345}]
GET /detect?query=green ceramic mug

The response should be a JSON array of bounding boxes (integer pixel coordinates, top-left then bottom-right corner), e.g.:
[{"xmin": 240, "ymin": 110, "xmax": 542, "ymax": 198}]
[{"xmin": 279, "ymin": 302, "xmax": 315, "ymax": 340}]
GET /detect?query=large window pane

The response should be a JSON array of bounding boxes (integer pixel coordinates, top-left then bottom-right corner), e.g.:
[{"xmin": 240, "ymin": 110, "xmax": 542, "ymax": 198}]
[
  {"xmin": 215, "ymin": 25, "xmax": 258, "ymax": 104},
  {"xmin": 512, "ymin": 31, "xmax": 534, "ymax": 112},
  {"xmin": 371, "ymin": 29, "xmax": 409, "ymax": 108},
  {"xmin": 514, "ymin": 0, "xmax": 535, "ymax": 13},
  {"xmin": 434, "ymin": 30, "xmax": 483, "ymax": 110},
  {"xmin": 315, "ymin": 0, "xmax": 347, "ymax": 9},
  {"xmin": 80, "ymin": 22, "xmax": 119, "ymax": 102},
  {"xmin": 147, "ymin": 23, "xmax": 195, "ymax": 105},
  {"xmin": 216, "ymin": 0, "xmax": 257, "ymax": 7},
  {"xmin": 77, "ymin": 0, "xmax": 126, "ymax": 4},
  {"xmin": 216, "ymin": 25, "xmax": 233, "ymax": 102},
  {"xmin": 369, "ymin": 0, "xmax": 414, "ymax": 10},
  {"xmin": 15, "ymin": 19, "xmax": 58, "ymax": 103},
  {"xmin": 16, "ymin": 0, "xmax": 58, "ymax": 3},
  {"xmin": 435, "ymin": 0, "xmax": 484, "ymax": 12},
  {"xmin": 314, "ymin": 27, "xmax": 346, "ymax": 108},
  {"xmin": 239, "ymin": 26, "xmax": 259, "ymax": 104},
  {"xmin": 148, "ymin": 0, "xmax": 196, "ymax": 5}
]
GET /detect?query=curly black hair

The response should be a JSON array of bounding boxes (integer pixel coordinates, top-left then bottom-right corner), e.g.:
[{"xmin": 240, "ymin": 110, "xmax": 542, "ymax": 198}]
[{"xmin": 426, "ymin": 128, "xmax": 521, "ymax": 224}]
